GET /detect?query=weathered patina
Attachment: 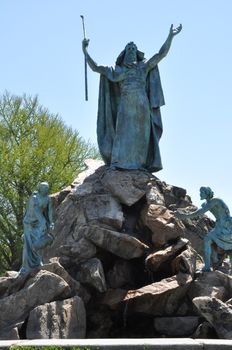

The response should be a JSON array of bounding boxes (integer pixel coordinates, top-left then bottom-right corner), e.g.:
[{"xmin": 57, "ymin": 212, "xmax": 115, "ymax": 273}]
[
  {"xmin": 18, "ymin": 182, "xmax": 54, "ymax": 275},
  {"xmin": 82, "ymin": 24, "xmax": 182, "ymax": 172},
  {"xmin": 175, "ymin": 187, "xmax": 232, "ymax": 272}
]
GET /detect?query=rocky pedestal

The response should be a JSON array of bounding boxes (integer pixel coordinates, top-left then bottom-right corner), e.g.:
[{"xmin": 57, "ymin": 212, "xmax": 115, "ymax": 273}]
[
  {"xmin": 0, "ymin": 262, "xmax": 86, "ymax": 340},
  {"xmin": 1, "ymin": 159, "xmax": 231, "ymax": 340},
  {"xmin": 26, "ymin": 296, "xmax": 86, "ymax": 339}
]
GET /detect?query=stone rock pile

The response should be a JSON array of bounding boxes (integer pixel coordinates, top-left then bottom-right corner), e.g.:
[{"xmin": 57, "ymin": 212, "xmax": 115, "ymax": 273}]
[{"xmin": 1, "ymin": 159, "xmax": 232, "ymax": 340}]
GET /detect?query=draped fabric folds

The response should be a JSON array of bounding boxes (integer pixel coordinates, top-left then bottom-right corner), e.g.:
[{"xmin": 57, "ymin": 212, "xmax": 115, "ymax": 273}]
[{"xmin": 97, "ymin": 64, "xmax": 165, "ymax": 172}]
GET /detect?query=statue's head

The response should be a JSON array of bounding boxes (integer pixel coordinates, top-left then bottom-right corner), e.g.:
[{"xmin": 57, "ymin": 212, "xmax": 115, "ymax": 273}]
[
  {"xmin": 38, "ymin": 182, "xmax": 49, "ymax": 196},
  {"xmin": 116, "ymin": 42, "xmax": 145, "ymax": 66},
  {"xmin": 124, "ymin": 42, "xmax": 138, "ymax": 64},
  {"xmin": 200, "ymin": 186, "xmax": 214, "ymax": 200}
]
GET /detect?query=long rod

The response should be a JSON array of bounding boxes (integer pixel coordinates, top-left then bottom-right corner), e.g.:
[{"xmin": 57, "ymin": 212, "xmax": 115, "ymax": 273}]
[
  {"xmin": 80, "ymin": 15, "xmax": 88, "ymax": 101},
  {"xmin": 84, "ymin": 54, "xmax": 88, "ymax": 101}
]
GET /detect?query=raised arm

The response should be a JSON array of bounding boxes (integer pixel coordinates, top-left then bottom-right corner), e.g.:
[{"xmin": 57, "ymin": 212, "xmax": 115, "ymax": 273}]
[
  {"xmin": 47, "ymin": 197, "xmax": 54, "ymax": 230},
  {"xmin": 82, "ymin": 39, "xmax": 106, "ymax": 74},
  {"xmin": 146, "ymin": 24, "xmax": 182, "ymax": 71},
  {"xmin": 82, "ymin": 39, "xmax": 124, "ymax": 82}
]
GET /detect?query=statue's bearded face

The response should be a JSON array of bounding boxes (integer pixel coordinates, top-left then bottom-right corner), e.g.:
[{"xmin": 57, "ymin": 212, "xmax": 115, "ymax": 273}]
[
  {"xmin": 200, "ymin": 189, "xmax": 206, "ymax": 200},
  {"xmin": 124, "ymin": 42, "xmax": 137, "ymax": 65}
]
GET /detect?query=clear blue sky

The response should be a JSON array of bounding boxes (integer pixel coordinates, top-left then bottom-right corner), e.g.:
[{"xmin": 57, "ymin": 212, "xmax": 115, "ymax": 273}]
[{"xmin": 0, "ymin": 0, "xmax": 232, "ymax": 209}]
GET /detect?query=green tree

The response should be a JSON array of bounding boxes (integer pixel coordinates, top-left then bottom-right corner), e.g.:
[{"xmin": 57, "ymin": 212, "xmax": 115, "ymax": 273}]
[{"xmin": 0, "ymin": 92, "xmax": 99, "ymax": 273}]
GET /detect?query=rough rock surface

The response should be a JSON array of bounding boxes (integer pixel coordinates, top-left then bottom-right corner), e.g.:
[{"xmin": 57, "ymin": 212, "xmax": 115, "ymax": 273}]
[
  {"xmin": 193, "ymin": 296, "xmax": 232, "ymax": 339},
  {"xmin": 84, "ymin": 225, "xmax": 148, "ymax": 259},
  {"xmin": 100, "ymin": 288, "xmax": 128, "ymax": 310},
  {"xmin": 141, "ymin": 204, "xmax": 185, "ymax": 247},
  {"xmin": 101, "ymin": 168, "xmax": 151, "ymax": 206},
  {"xmin": 145, "ymin": 238, "xmax": 188, "ymax": 272},
  {"xmin": 40, "ymin": 261, "xmax": 90, "ymax": 303},
  {"xmin": 75, "ymin": 258, "xmax": 107, "ymax": 293},
  {"xmin": 154, "ymin": 316, "xmax": 200, "ymax": 337},
  {"xmin": 106, "ymin": 260, "xmax": 135, "ymax": 289},
  {"xmin": 192, "ymin": 321, "xmax": 217, "ymax": 339},
  {"xmin": 44, "ymin": 197, "xmax": 87, "ymax": 259},
  {"xmin": 27, "ymin": 296, "xmax": 86, "ymax": 339},
  {"xmin": 0, "ymin": 270, "xmax": 70, "ymax": 330},
  {"xmin": 0, "ymin": 327, "xmax": 19, "ymax": 340},
  {"xmin": 2, "ymin": 159, "xmax": 229, "ymax": 340},
  {"xmin": 59, "ymin": 237, "xmax": 97, "ymax": 262},
  {"xmin": 171, "ymin": 245, "xmax": 198, "ymax": 277},
  {"xmin": 81, "ymin": 194, "xmax": 124, "ymax": 229},
  {"xmin": 124, "ymin": 273, "xmax": 192, "ymax": 316},
  {"xmin": 188, "ymin": 271, "xmax": 229, "ymax": 301}
]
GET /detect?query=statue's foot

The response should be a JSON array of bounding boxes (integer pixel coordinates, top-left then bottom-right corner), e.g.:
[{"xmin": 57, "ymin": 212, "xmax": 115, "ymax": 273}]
[
  {"xmin": 201, "ymin": 266, "xmax": 211, "ymax": 272},
  {"xmin": 16, "ymin": 267, "xmax": 28, "ymax": 277},
  {"xmin": 109, "ymin": 165, "xmax": 116, "ymax": 170},
  {"xmin": 195, "ymin": 266, "xmax": 211, "ymax": 274}
]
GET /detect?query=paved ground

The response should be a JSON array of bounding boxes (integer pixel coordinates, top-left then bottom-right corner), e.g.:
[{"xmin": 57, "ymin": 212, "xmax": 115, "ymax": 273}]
[{"xmin": 0, "ymin": 338, "xmax": 232, "ymax": 349}]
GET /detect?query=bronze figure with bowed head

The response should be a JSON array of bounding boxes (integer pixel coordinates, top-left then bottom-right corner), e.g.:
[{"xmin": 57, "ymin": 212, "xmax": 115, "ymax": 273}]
[
  {"xmin": 18, "ymin": 182, "xmax": 54, "ymax": 275},
  {"xmin": 175, "ymin": 187, "xmax": 232, "ymax": 272}
]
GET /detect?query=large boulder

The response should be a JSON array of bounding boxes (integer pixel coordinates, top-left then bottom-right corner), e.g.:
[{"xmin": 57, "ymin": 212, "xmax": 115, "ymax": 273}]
[
  {"xmin": 193, "ymin": 296, "xmax": 232, "ymax": 339},
  {"xmin": 145, "ymin": 181, "xmax": 165, "ymax": 206},
  {"xmin": 179, "ymin": 217, "xmax": 214, "ymax": 258},
  {"xmin": 84, "ymin": 225, "xmax": 148, "ymax": 259},
  {"xmin": 81, "ymin": 194, "xmax": 124, "ymax": 229},
  {"xmin": 50, "ymin": 186, "xmax": 72, "ymax": 212},
  {"xmin": 40, "ymin": 261, "xmax": 90, "ymax": 303},
  {"xmin": 154, "ymin": 316, "xmax": 200, "ymax": 337},
  {"xmin": 145, "ymin": 238, "xmax": 188, "ymax": 272},
  {"xmin": 141, "ymin": 204, "xmax": 185, "ymax": 247},
  {"xmin": 26, "ymin": 296, "xmax": 86, "ymax": 339},
  {"xmin": 0, "ymin": 326, "xmax": 19, "ymax": 340},
  {"xmin": 44, "ymin": 196, "xmax": 87, "ymax": 259},
  {"xmin": 72, "ymin": 159, "xmax": 105, "ymax": 188},
  {"xmin": 162, "ymin": 184, "xmax": 191, "ymax": 209},
  {"xmin": 99, "ymin": 288, "xmax": 128, "ymax": 310},
  {"xmin": 188, "ymin": 271, "xmax": 228, "ymax": 301},
  {"xmin": 192, "ymin": 321, "xmax": 217, "ymax": 339},
  {"xmin": 75, "ymin": 258, "xmax": 107, "ymax": 293},
  {"xmin": 0, "ymin": 273, "xmax": 30, "ymax": 299},
  {"xmin": 0, "ymin": 270, "xmax": 70, "ymax": 330},
  {"xmin": 171, "ymin": 245, "xmax": 198, "ymax": 277},
  {"xmin": 0, "ymin": 262, "xmax": 82, "ymax": 300},
  {"xmin": 101, "ymin": 168, "xmax": 151, "ymax": 206},
  {"xmin": 123, "ymin": 273, "xmax": 192, "ymax": 316},
  {"xmin": 59, "ymin": 237, "xmax": 97, "ymax": 263}
]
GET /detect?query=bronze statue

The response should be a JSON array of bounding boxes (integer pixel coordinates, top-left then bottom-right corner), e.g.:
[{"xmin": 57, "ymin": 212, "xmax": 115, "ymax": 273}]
[
  {"xmin": 82, "ymin": 24, "xmax": 182, "ymax": 172},
  {"xmin": 18, "ymin": 182, "xmax": 54, "ymax": 275},
  {"xmin": 175, "ymin": 187, "xmax": 232, "ymax": 272}
]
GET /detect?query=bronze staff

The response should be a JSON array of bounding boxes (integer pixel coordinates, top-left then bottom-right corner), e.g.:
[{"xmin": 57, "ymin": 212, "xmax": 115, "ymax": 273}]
[{"xmin": 80, "ymin": 15, "xmax": 88, "ymax": 101}]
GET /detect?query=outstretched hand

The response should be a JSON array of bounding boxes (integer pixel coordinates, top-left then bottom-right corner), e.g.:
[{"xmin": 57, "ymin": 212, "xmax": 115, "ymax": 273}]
[
  {"xmin": 82, "ymin": 38, "xmax": 90, "ymax": 52},
  {"xmin": 174, "ymin": 211, "xmax": 186, "ymax": 220},
  {"xmin": 170, "ymin": 24, "xmax": 182, "ymax": 36}
]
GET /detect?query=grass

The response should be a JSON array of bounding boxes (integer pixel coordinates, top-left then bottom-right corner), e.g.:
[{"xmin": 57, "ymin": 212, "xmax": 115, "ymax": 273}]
[{"xmin": 10, "ymin": 347, "xmax": 98, "ymax": 350}]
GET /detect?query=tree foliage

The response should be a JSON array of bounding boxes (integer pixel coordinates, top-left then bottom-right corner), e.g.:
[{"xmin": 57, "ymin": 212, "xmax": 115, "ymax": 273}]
[{"xmin": 0, "ymin": 92, "xmax": 99, "ymax": 273}]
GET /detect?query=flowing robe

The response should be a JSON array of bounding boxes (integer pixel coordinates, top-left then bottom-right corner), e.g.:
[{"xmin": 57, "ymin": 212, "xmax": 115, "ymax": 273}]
[
  {"xmin": 201, "ymin": 199, "xmax": 232, "ymax": 250},
  {"xmin": 19, "ymin": 192, "xmax": 53, "ymax": 274},
  {"xmin": 97, "ymin": 62, "xmax": 165, "ymax": 172}
]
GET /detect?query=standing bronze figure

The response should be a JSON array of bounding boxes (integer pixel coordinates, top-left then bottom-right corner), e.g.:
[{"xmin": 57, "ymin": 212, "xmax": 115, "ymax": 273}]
[{"xmin": 82, "ymin": 24, "xmax": 182, "ymax": 172}]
